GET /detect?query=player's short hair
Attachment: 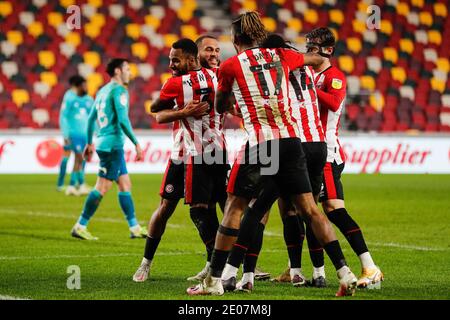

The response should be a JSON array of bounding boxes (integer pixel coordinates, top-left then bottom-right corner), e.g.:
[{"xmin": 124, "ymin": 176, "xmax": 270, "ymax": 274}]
[
  {"xmin": 305, "ymin": 27, "xmax": 336, "ymax": 47},
  {"xmin": 69, "ymin": 75, "xmax": 85, "ymax": 86},
  {"xmin": 172, "ymin": 38, "xmax": 198, "ymax": 58},
  {"xmin": 231, "ymin": 11, "xmax": 267, "ymax": 45},
  {"xmin": 106, "ymin": 58, "xmax": 129, "ymax": 77},
  {"xmin": 195, "ymin": 35, "xmax": 218, "ymax": 47}
]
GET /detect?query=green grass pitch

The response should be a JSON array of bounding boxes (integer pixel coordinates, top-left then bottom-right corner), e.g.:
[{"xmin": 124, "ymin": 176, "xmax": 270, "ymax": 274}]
[{"xmin": 0, "ymin": 174, "xmax": 449, "ymax": 300}]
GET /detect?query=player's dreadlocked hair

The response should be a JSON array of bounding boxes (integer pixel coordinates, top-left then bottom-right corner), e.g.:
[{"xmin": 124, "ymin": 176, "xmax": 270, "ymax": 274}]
[{"xmin": 231, "ymin": 11, "xmax": 267, "ymax": 45}]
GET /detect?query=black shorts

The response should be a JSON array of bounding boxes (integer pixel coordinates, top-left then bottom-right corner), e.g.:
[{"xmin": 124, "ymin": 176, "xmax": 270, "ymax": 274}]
[
  {"xmin": 227, "ymin": 138, "xmax": 312, "ymax": 200},
  {"xmin": 185, "ymin": 151, "xmax": 230, "ymax": 205},
  {"xmin": 159, "ymin": 159, "xmax": 184, "ymax": 200},
  {"xmin": 302, "ymin": 142, "xmax": 327, "ymax": 196},
  {"xmin": 319, "ymin": 161, "xmax": 345, "ymax": 201}
]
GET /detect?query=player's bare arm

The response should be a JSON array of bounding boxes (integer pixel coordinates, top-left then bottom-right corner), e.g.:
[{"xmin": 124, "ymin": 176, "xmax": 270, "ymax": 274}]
[
  {"xmin": 215, "ymin": 89, "xmax": 234, "ymax": 114},
  {"xmin": 303, "ymin": 52, "xmax": 324, "ymax": 67},
  {"xmin": 150, "ymin": 98, "xmax": 176, "ymax": 113},
  {"xmin": 155, "ymin": 100, "xmax": 209, "ymax": 124}
]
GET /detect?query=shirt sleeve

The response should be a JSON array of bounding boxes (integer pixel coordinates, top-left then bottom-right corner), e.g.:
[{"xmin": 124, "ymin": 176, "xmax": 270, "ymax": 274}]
[
  {"xmin": 59, "ymin": 93, "xmax": 71, "ymax": 138},
  {"xmin": 112, "ymin": 87, "xmax": 139, "ymax": 146},
  {"xmin": 316, "ymin": 70, "xmax": 346, "ymax": 112},
  {"xmin": 280, "ymin": 48, "xmax": 305, "ymax": 70},
  {"xmin": 86, "ymin": 103, "xmax": 97, "ymax": 145},
  {"xmin": 218, "ymin": 58, "xmax": 236, "ymax": 93},
  {"xmin": 159, "ymin": 77, "xmax": 181, "ymax": 101}
]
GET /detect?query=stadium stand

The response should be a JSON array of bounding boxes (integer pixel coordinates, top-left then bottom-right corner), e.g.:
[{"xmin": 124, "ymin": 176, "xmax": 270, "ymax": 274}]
[{"xmin": 0, "ymin": 0, "xmax": 449, "ymax": 132}]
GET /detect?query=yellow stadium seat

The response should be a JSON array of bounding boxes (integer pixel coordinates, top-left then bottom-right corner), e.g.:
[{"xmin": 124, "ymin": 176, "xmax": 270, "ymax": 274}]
[
  {"xmin": 338, "ymin": 56, "xmax": 354, "ymax": 73},
  {"xmin": 352, "ymin": 19, "xmax": 366, "ymax": 34},
  {"xmin": 262, "ymin": 17, "xmax": 277, "ymax": 33},
  {"xmin": 396, "ymin": 2, "xmax": 409, "ymax": 16},
  {"xmin": 329, "ymin": 9, "xmax": 344, "ymax": 25},
  {"xmin": 411, "ymin": 0, "xmax": 424, "ymax": 8},
  {"xmin": 177, "ymin": 8, "xmax": 194, "ymax": 22},
  {"xmin": 145, "ymin": 15, "xmax": 161, "ymax": 30},
  {"xmin": 434, "ymin": 3, "xmax": 447, "ymax": 17},
  {"xmin": 60, "ymin": 0, "xmax": 75, "ymax": 8},
  {"xmin": 90, "ymin": 13, "xmax": 105, "ymax": 28},
  {"xmin": 273, "ymin": 0, "xmax": 286, "ymax": 5},
  {"xmin": 88, "ymin": 0, "xmax": 102, "ymax": 8},
  {"xmin": 184, "ymin": 0, "xmax": 197, "ymax": 10},
  {"xmin": 181, "ymin": 25, "xmax": 198, "ymax": 40},
  {"xmin": 38, "ymin": 51, "xmax": 56, "ymax": 69},
  {"xmin": 287, "ymin": 18, "xmax": 302, "ymax": 32},
  {"xmin": 126, "ymin": 24, "xmax": 141, "ymax": 40},
  {"xmin": 160, "ymin": 72, "xmax": 172, "ymax": 85},
  {"xmin": 219, "ymin": 34, "xmax": 231, "ymax": 43},
  {"xmin": 310, "ymin": 0, "xmax": 324, "ymax": 5},
  {"xmin": 12, "ymin": 89, "xmax": 29, "ymax": 107},
  {"xmin": 164, "ymin": 34, "xmax": 179, "ymax": 48},
  {"xmin": 357, "ymin": 2, "xmax": 369, "ymax": 12},
  {"xmin": 399, "ymin": 39, "xmax": 414, "ymax": 54},
  {"xmin": 84, "ymin": 51, "xmax": 101, "ymax": 69},
  {"xmin": 7, "ymin": 31, "xmax": 23, "ymax": 46},
  {"xmin": 48, "ymin": 12, "xmax": 63, "ymax": 28},
  {"xmin": 304, "ymin": 9, "xmax": 318, "ymax": 24},
  {"xmin": 391, "ymin": 67, "xmax": 406, "ymax": 83},
  {"xmin": 129, "ymin": 63, "xmax": 138, "ymax": 79},
  {"xmin": 65, "ymin": 32, "xmax": 81, "ymax": 47},
  {"xmin": 383, "ymin": 47, "xmax": 398, "ymax": 64},
  {"xmin": 85, "ymin": 23, "xmax": 101, "ymax": 39},
  {"xmin": 347, "ymin": 37, "xmax": 362, "ymax": 54},
  {"xmin": 131, "ymin": 43, "xmax": 148, "ymax": 60},
  {"xmin": 428, "ymin": 30, "xmax": 442, "ymax": 45},
  {"xmin": 436, "ymin": 58, "xmax": 449, "ymax": 73},
  {"xmin": 41, "ymin": 72, "xmax": 58, "ymax": 87},
  {"xmin": 0, "ymin": 1, "xmax": 13, "ymax": 16},
  {"xmin": 28, "ymin": 21, "xmax": 44, "ymax": 38},
  {"xmin": 431, "ymin": 78, "xmax": 445, "ymax": 93},
  {"xmin": 242, "ymin": 0, "xmax": 257, "ymax": 11},
  {"xmin": 369, "ymin": 93, "xmax": 384, "ymax": 112},
  {"xmin": 87, "ymin": 72, "xmax": 104, "ymax": 96},
  {"xmin": 380, "ymin": 20, "xmax": 393, "ymax": 35},
  {"xmin": 144, "ymin": 100, "xmax": 153, "ymax": 114},
  {"xmin": 360, "ymin": 75, "xmax": 376, "ymax": 91},
  {"xmin": 329, "ymin": 28, "xmax": 338, "ymax": 41},
  {"xmin": 419, "ymin": 12, "xmax": 433, "ymax": 26}
]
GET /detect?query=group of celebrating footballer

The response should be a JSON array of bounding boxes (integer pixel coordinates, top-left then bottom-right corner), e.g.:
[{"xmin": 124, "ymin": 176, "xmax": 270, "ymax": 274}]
[{"xmin": 68, "ymin": 10, "xmax": 383, "ymax": 297}]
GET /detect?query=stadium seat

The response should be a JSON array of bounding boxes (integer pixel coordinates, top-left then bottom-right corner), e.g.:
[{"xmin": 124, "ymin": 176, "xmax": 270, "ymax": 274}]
[
  {"xmin": 380, "ymin": 20, "xmax": 393, "ymax": 35},
  {"xmin": 145, "ymin": 15, "xmax": 161, "ymax": 30},
  {"xmin": 1, "ymin": 41, "xmax": 17, "ymax": 57},
  {"xmin": 181, "ymin": 25, "xmax": 198, "ymax": 40},
  {"xmin": 109, "ymin": 4, "xmax": 124, "ymax": 19},
  {"xmin": 436, "ymin": 58, "xmax": 449, "ymax": 73},
  {"xmin": 363, "ymin": 30, "xmax": 377, "ymax": 44},
  {"xmin": 431, "ymin": 78, "xmax": 446, "ymax": 93},
  {"xmin": 40, "ymin": 72, "xmax": 58, "ymax": 88},
  {"xmin": 87, "ymin": 0, "xmax": 102, "ymax": 8},
  {"xmin": 407, "ymin": 12, "xmax": 420, "ymax": 26},
  {"xmin": 287, "ymin": 18, "xmax": 302, "ymax": 32},
  {"xmin": 7, "ymin": 31, "xmax": 23, "ymax": 46},
  {"xmin": 126, "ymin": 23, "xmax": 141, "ymax": 40},
  {"xmin": 150, "ymin": 5, "xmax": 165, "ymax": 19},
  {"xmin": 33, "ymin": 81, "xmax": 51, "ymax": 98},
  {"xmin": 423, "ymin": 48, "xmax": 437, "ymax": 62},
  {"xmin": 65, "ymin": 32, "xmax": 81, "ymax": 47},
  {"xmin": 399, "ymin": 86, "xmax": 415, "ymax": 101},
  {"xmin": 347, "ymin": 37, "xmax": 362, "ymax": 54},
  {"xmin": 434, "ymin": 3, "xmax": 447, "ymax": 17},
  {"xmin": 138, "ymin": 64, "xmax": 154, "ymax": 81},
  {"xmin": 419, "ymin": 12, "xmax": 433, "ymax": 26},
  {"xmin": 28, "ymin": 21, "xmax": 44, "ymax": 38},
  {"xmin": 352, "ymin": 19, "xmax": 366, "ymax": 34},
  {"xmin": 367, "ymin": 56, "xmax": 382, "ymax": 73},
  {"xmin": 83, "ymin": 51, "xmax": 101, "ymax": 69},
  {"xmin": 346, "ymin": 76, "xmax": 360, "ymax": 96},
  {"xmin": 428, "ymin": 30, "xmax": 442, "ymax": 45},
  {"xmin": 1, "ymin": 61, "xmax": 18, "ymax": 79},
  {"xmin": 200, "ymin": 16, "xmax": 215, "ymax": 31},
  {"xmin": 329, "ymin": 9, "xmax": 344, "ymax": 25},
  {"xmin": 338, "ymin": 56, "xmax": 354, "ymax": 74},
  {"xmin": 277, "ymin": 8, "xmax": 292, "ymax": 23},
  {"xmin": 262, "ymin": 17, "xmax": 277, "ymax": 32},
  {"xmin": 12, "ymin": 89, "xmax": 30, "ymax": 107},
  {"xmin": 60, "ymin": 42, "xmax": 75, "ymax": 58},
  {"xmin": 32, "ymin": 108, "xmax": 49, "ymax": 127},
  {"xmin": 19, "ymin": 11, "xmax": 35, "ymax": 27},
  {"xmin": 0, "ymin": 1, "xmax": 12, "ymax": 16},
  {"xmin": 77, "ymin": 63, "xmax": 94, "ymax": 80},
  {"xmin": 160, "ymin": 72, "xmax": 172, "ymax": 86},
  {"xmin": 383, "ymin": 47, "xmax": 398, "ymax": 64},
  {"xmin": 47, "ymin": 12, "xmax": 63, "ymax": 28},
  {"xmin": 391, "ymin": 67, "xmax": 406, "ymax": 83},
  {"xmin": 87, "ymin": 72, "xmax": 104, "ymax": 96},
  {"xmin": 442, "ymin": 94, "xmax": 450, "ymax": 107},
  {"xmin": 399, "ymin": 39, "xmax": 414, "ymax": 55},
  {"xmin": 129, "ymin": 0, "xmax": 143, "ymax": 10},
  {"xmin": 164, "ymin": 34, "xmax": 179, "ymax": 48},
  {"xmin": 131, "ymin": 43, "xmax": 148, "ymax": 61},
  {"xmin": 360, "ymin": 75, "xmax": 376, "ymax": 91},
  {"xmin": 304, "ymin": 9, "xmax": 318, "ymax": 24},
  {"xmin": 369, "ymin": 93, "xmax": 384, "ymax": 111},
  {"xmin": 38, "ymin": 51, "xmax": 56, "ymax": 69}
]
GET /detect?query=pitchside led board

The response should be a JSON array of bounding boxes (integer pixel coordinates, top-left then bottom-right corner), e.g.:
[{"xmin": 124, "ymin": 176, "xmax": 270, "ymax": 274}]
[{"xmin": 0, "ymin": 130, "xmax": 449, "ymax": 174}]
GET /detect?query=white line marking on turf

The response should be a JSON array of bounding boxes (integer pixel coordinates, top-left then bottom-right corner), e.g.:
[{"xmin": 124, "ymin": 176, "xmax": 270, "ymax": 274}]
[
  {"xmin": 0, "ymin": 295, "xmax": 31, "ymax": 300},
  {"xmin": 0, "ymin": 209, "xmax": 185, "ymax": 229}
]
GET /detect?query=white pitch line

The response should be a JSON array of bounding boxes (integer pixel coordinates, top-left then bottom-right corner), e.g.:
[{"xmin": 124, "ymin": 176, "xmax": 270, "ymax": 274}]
[
  {"xmin": 1, "ymin": 209, "xmax": 447, "ymax": 252},
  {"xmin": 0, "ymin": 295, "xmax": 31, "ymax": 300},
  {"xmin": 0, "ymin": 208, "xmax": 185, "ymax": 229}
]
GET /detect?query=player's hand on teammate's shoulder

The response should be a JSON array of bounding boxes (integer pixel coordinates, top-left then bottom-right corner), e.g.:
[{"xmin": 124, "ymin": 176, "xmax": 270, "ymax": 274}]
[
  {"xmin": 83, "ymin": 144, "xmax": 94, "ymax": 161},
  {"xmin": 135, "ymin": 144, "xmax": 143, "ymax": 162},
  {"xmin": 183, "ymin": 100, "xmax": 210, "ymax": 119}
]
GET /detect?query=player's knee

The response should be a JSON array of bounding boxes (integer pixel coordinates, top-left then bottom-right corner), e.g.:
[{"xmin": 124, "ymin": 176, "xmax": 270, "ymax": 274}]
[
  {"xmin": 224, "ymin": 194, "xmax": 247, "ymax": 218},
  {"xmin": 159, "ymin": 199, "xmax": 177, "ymax": 220},
  {"xmin": 322, "ymin": 200, "xmax": 344, "ymax": 214}
]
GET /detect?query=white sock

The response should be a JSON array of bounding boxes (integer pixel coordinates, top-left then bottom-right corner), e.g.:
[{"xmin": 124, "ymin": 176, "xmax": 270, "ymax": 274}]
[
  {"xmin": 313, "ymin": 266, "xmax": 326, "ymax": 279},
  {"xmin": 221, "ymin": 264, "xmax": 238, "ymax": 281},
  {"xmin": 203, "ymin": 261, "xmax": 211, "ymax": 271},
  {"xmin": 242, "ymin": 272, "xmax": 254, "ymax": 284},
  {"xmin": 141, "ymin": 257, "xmax": 151, "ymax": 266},
  {"xmin": 75, "ymin": 223, "xmax": 86, "ymax": 230},
  {"xmin": 290, "ymin": 268, "xmax": 302, "ymax": 279},
  {"xmin": 337, "ymin": 265, "xmax": 351, "ymax": 279},
  {"xmin": 130, "ymin": 225, "xmax": 141, "ymax": 232},
  {"xmin": 359, "ymin": 252, "xmax": 376, "ymax": 269}
]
